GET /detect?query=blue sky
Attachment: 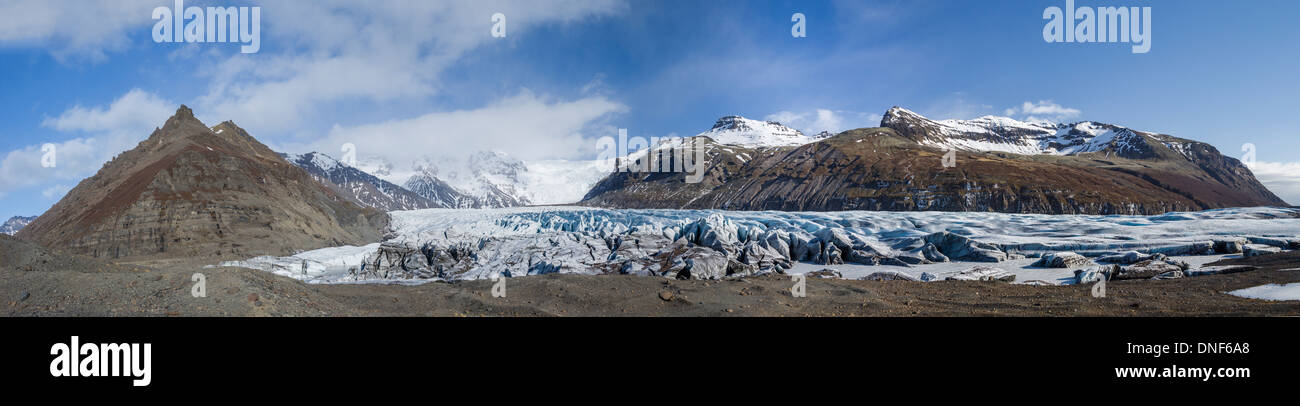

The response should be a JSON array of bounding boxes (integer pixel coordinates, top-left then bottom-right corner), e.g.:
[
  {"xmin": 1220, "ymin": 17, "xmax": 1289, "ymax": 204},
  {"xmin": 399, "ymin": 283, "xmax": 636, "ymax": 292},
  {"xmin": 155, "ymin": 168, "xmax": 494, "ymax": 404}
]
[{"xmin": 2, "ymin": 0, "xmax": 1299, "ymax": 220}]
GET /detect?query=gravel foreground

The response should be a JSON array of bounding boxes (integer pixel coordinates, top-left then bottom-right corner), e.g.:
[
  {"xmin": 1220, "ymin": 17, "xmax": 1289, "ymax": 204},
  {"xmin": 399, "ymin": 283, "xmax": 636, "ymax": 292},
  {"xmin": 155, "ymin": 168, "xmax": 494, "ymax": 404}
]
[{"xmin": 3, "ymin": 235, "xmax": 1299, "ymax": 316}]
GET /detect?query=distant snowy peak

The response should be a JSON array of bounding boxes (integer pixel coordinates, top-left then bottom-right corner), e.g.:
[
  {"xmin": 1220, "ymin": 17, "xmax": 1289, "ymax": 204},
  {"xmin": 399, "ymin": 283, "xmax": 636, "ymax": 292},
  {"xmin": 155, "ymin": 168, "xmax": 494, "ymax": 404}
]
[
  {"xmin": 282, "ymin": 151, "xmax": 443, "ymax": 211},
  {"xmin": 881, "ymin": 106, "xmax": 1158, "ymax": 158},
  {"xmin": 409, "ymin": 151, "xmax": 531, "ymax": 208},
  {"xmin": 283, "ymin": 151, "xmax": 343, "ymax": 172},
  {"xmin": 697, "ymin": 116, "xmax": 821, "ymax": 148},
  {"xmin": 1, "ymin": 215, "xmax": 37, "ymax": 235},
  {"xmin": 403, "ymin": 170, "xmax": 477, "ymax": 209}
]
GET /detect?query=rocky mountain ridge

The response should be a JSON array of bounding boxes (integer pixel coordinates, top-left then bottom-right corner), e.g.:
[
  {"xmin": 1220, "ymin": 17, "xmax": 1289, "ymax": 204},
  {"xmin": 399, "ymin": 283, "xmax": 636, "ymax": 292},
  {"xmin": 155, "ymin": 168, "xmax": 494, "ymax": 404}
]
[
  {"xmin": 17, "ymin": 106, "xmax": 387, "ymax": 260},
  {"xmin": 281, "ymin": 151, "xmax": 448, "ymax": 211},
  {"xmin": 581, "ymin": 108, "xmax": 1286, "ymax": 214}
]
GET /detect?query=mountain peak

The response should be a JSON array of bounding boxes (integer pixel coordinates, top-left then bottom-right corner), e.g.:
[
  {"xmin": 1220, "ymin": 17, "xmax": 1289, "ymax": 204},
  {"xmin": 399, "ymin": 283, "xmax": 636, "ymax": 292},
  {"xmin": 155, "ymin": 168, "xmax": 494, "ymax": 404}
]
[
  {"xmin": 18, "ymin": 105, "xmax": 386, "ymax": 259},
  {"xmin": 159, "ymin": 104, "xmax": 207, "ymax": 135},
  {"xmin": 284, "ymin": 151, "xmax": 345, "ymax": 172},
  {"xmin": 710, "ymin": 116, "xmax": 799, "ymax": 134},
  {"xmin": 698, "ymin": 115, "xmax": 813, "ymax": 148},
  {"xmin": 881, "ymin": 106, "xmax": 926, "ymax": 126}
]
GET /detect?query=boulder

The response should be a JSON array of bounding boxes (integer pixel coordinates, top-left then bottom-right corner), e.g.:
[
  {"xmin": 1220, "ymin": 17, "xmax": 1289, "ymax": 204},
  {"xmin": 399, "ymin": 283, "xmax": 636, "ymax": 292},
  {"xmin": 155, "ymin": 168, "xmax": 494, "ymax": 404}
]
[
  {"xmin": 861, "ymin": 270, "xmax": 919, "ymax": 281},
  {"xmin": 1151, "ymin": 270, "xmax": 1185, "ymax": 280},
  {"xmin": 1246, "ymin": 236, "xmax": 1300, "ymax": 249},
  {"xmin": 357, "ymin": 242, "xmax": 438, "ymax": 280},
  {"xmin": 1097, "ymin": 251, "xmax": 1162, "ymax": 265},
  {"xmin": 805, "ymin": 269, "xmax": 843, "ymax": 279},
  {"xmin": 1243, "ymin": 244, "xmax": 1282, "ymax": 258},
  {"xmin": 922, "ymin": 231, "xmax": 1007, "ymax": 262},
  {"xmin": 1113, "ymin": 258, "xmax": 1189, "ymax": 280},
  {"xmin": 1033, "ymin": 252, "xmax": 1092, "ymax": 268},
  {"xmin": 676, "ymin": 248, "xmax": 731, "ymax": 280},
  {"xmin": 1149, "ymin": 241, "xmax": 1213, "ymax": 256},
  {"xmin": 1074, "ymin": 264, "xmax": 1120, "ymax": 284},
  {"xmin": 1185, "ymin": 265, "xmax": 1258, "ymax": 277},
  {"xmin": 945, "ymin": 266, "xmax": 1015, "ymax": 282},
  {"xmin": 891, "ymin": 238, "xmax": 949, "ymax": 264},
  {"xmin": 1212, "ymin": 238, "xmax": 1248, "ymax": 254}
]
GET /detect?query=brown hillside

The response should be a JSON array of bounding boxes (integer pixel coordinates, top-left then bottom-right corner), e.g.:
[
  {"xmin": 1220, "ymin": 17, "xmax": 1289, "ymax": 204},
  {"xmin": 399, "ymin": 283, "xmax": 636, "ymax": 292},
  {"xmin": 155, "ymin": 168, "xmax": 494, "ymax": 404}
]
[{"xmin": 17, "ymin": 106, "xmax": 387, "ymax": 260}]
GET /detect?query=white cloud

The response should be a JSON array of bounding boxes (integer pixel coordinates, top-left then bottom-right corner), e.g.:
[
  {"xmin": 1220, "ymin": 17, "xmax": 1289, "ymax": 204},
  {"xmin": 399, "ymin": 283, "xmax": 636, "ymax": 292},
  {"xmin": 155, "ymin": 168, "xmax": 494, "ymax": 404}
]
[
  {"xmin": 304, "ymin": 90, "xmax": 625, "ymax": 179},
  {"xmin": 0, "ymin": 1, "xmax": 629, "ymax": 200},
  {"xmin": 1004, "ymin": 100, "xmax": 1082, "ymax": 124},
  {"xmin": 0, "ymin": 89, "xmax": 174, "ymax": 196},
  {"xmin": 764, "ymin": 109, "xmax": 881, "ymax": 135},
  {"xmin": 41, "ymin": 184, "xmax": 70, "ymax": 200},
  {"xmin": 1251, "ymin": 161, "xmax": 1300, "ymax": 206},
  {"xmin": 42, "ymin": 89, "xmax": 175, "ymax": 133},
  {"xmin": 194, "ymin": 0, "xmax": 627, "ymax": 135},
  {"xmin": 0, "ymin": 0, "xmax": 159, "ymax": 62},
  {"xmin": 923, "ymin": 93, "xmax": 994, "ymax": 121}
]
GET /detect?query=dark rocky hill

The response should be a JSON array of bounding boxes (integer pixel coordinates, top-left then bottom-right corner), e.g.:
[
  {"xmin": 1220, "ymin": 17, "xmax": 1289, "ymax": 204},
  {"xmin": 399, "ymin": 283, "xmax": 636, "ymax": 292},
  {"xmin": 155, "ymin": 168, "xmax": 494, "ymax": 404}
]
[{"xmin": 17, "ymin": 106, "xmax": 387, "ymax": 260}]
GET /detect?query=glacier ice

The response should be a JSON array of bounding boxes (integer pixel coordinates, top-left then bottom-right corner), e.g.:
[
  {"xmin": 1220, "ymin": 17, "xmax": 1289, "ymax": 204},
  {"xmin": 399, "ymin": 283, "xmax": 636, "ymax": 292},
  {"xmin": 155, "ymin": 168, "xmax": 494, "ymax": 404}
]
[{"xmin": 218, "ymin": 206, "xmax": 1300, "ymax": 285}]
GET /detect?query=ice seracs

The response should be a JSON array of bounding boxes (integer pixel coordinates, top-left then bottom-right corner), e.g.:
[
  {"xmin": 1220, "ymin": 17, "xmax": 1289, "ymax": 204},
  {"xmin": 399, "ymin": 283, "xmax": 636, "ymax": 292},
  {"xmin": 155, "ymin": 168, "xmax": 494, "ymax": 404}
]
[{"xmin": 219, "ymin": 206, "xmax": 1299, "ymax": 285}]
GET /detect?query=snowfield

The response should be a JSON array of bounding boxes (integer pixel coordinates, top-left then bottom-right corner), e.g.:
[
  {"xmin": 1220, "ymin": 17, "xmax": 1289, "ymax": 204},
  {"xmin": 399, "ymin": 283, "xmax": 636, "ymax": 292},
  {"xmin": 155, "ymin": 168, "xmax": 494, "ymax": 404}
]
[
  {"xmin": 1227, "ymin": 283, "xmax": 1300, "ymax": 301},
  {"xmin": 219, "ymin": 207, "xmax": 1300, "ymax": 285}
]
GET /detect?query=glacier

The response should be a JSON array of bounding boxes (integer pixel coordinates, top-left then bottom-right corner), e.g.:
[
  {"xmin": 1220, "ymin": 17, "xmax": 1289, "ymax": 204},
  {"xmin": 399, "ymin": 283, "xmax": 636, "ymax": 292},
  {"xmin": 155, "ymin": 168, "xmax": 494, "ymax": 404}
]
[{"xmin": 218, "ymin": 206, "xmax": 1300, "ymax": 285}]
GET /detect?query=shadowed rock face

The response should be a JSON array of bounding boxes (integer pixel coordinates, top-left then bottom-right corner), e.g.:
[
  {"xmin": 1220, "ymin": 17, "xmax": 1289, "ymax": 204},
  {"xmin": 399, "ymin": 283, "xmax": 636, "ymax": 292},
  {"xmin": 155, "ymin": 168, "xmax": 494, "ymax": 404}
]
[
  {"xmin": 581, "ymin": 109, "xmax": 1287, "ymax": 215},
  {"xmin": 17, "ymin": 105, "xmax": 388, "ymax": 260}
]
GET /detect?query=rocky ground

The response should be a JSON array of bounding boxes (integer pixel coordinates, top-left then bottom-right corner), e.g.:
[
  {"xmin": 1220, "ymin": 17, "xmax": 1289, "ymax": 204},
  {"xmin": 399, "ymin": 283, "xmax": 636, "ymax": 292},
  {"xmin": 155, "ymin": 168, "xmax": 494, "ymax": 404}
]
[{"xmin": 3, "ymin": 234, "xmax": 1299, "ymax": 316}]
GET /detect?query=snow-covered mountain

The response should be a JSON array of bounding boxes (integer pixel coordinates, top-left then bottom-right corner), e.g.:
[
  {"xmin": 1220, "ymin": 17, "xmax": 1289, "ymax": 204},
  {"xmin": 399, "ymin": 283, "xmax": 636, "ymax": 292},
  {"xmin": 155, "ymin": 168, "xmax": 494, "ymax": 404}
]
[
  {"xmin": 521, "ymin": 158, "xmax": 616, "ymax": 205},
  {"xmin": 696, "ymin": 116, "xmax": 830, "ymax": 148},
  {"xmin": 402, "ymin": 169, "xmax": 479, "ymax": 209},
  {"xmin": 281, "ymin": 152, "xmax": 448, "ymax": 211},
  {"xmin": 395, "ymin": 151, "xmax": 614, "ymax": 208},
  {"xmin": 1, "ymin": 215, "xmax": 36, "ymax": 235},
  {"xmin": 403, "ymin": 152, "xmax": 529, "ymax": 208},
  {"xmin": 880, "ymin": 107, "xmax": 1161, "ymax": 158},
  {"xmin": 583, "ymin": 106, "xmax": 1287, "ymax": 214}
]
